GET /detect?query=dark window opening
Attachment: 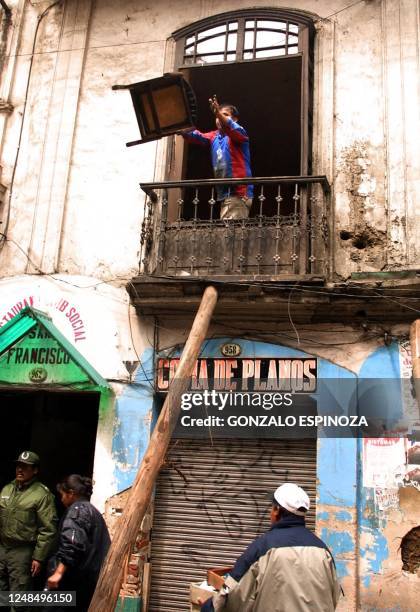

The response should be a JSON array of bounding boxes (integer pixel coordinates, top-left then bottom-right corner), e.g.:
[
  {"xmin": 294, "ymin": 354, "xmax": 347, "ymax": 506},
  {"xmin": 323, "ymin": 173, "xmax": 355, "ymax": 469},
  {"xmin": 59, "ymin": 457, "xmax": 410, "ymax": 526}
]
[
  {"xmin": 0, "ymin": 390, "xmax": 99, "ymax": 510},
  {"xmin": 181, "ymin": 57, "xmax": 301, "ymax": 219}
]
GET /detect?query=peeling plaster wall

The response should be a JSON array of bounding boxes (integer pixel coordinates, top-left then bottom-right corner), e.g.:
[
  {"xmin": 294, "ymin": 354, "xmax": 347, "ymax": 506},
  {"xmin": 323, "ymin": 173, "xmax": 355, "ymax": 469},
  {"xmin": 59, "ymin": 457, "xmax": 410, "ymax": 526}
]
[
  {"xmin": 357, "ymin": 344, "xmax": 420, "ymax": 610},
  {"xmin": 332, "ymin": 8, "xmax": 389, "ymax": 276},
  {"xmin": 359, "ymin": 487, "xmax": 420, "ymax": 611},
  {"xmin": 316, "ymin": 0, "xmax": 420, "ymax": 277},
  {"xmin": 317, "ymin": 440, "xmax": 358, "ymax": 611},
  {"xmin": 111, "ymin": 348, "xmax": 155, "ymax": 493},
  {"xmin": 336, "ymin": 141, "xmax": 387, "ymax": 270}
]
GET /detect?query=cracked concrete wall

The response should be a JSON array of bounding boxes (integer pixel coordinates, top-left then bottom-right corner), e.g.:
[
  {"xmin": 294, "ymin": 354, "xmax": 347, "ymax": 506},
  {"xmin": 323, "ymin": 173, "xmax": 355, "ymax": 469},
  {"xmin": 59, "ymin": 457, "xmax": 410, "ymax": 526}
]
[
  {"xmin": 331, "ymin": 0, "xmax": 419, "ymax": 277},
  {"xmin": 360, "ymin": 487, "xmax": 420, "ymax": 611},
  {"xmin": 336, "ymin": 141, "xmax": 387, "ymax": 270}
]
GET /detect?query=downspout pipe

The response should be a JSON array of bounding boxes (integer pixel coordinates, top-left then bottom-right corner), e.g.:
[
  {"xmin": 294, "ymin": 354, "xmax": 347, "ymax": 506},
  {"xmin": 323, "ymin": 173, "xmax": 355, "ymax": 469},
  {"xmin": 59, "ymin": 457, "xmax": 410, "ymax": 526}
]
[
  {"xmin": 0, "ymin": 0, "xmax": 62, "ymax": 251},
  {"xmin": 0, "ymin": 0, "xmax": 12, "ymax": 85},
  {"xmin": 0, "ymin": 1, "xmax": 11, "ymax": 16}
]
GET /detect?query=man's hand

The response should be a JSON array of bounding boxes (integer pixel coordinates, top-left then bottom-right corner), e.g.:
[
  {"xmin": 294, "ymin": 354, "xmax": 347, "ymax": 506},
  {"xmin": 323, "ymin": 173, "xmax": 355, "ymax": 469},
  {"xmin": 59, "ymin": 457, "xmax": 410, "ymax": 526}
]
[
  {"xmin": 209, "ymin": 94, "xmax": 220, "ymax": 115},
  {"xmin": 31, "ymin": 559, "xmax": 41, "ymax": 577},
  {"xmin": 209, "ymin": 94, "xmax": 231, "ymax": 132},
  {"xmin": 47, "ymin": 571, "xmax": 62, "ymax": 590},
  {"xmin": 175, "ymin": 127, "xmax": 195, "ymax": 136},
  {"xmin": 47, "ymin": 562, "xmax": 67, "ymax": 590}
]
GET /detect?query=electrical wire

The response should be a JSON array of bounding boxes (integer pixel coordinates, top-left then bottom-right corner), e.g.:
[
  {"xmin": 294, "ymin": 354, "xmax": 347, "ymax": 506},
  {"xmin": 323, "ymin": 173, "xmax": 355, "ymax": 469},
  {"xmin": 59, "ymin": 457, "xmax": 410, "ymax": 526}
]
[
  {"xmin": 1, "ymin": 231, "xmax": 418, "ymax": 379},
  {"xmin": 287, "ymin": 282, "xmax": 300, "ymax": 345},
  {"xmin": 314, "ymin": 0, "xmax": 367, "ymax": 24},
  {"xmin": 127, "ymin": 281, "xmax": 420, "ymax": 305},
  {"xmin": 0, "ymin": 37, "xmax": 167, "ymax": 61},
  {"xmin": 346, "ymin": 282, "xmax": 420, "ymax": 292},
  {"xmin": 211, "ymin": 317, "xmax": 383, "ymax": 347},
  {"xmin": 0, "ymin": 0, "xmax": 368, "ymax": 62},
  {"xmin": 154, "ymin": 324, "xmax": 399, "ymax": 354},
  {"xmin": 142, "ymin": 272, "xmax": 420, "ymax": 301},
  {"xmin": 369, "ymin": 289, "xmax": 420, "ymax": 314},
  {"xmin": 1, "ymin": 235, "xmax": 134, "ymax": 302},
  {"xmin": 138, "ymin": 317, "xmax": 377, "ymax": 344},
  {"xmin": 2, "ymin": 235, "xmax": 419, "ymax": 306}
]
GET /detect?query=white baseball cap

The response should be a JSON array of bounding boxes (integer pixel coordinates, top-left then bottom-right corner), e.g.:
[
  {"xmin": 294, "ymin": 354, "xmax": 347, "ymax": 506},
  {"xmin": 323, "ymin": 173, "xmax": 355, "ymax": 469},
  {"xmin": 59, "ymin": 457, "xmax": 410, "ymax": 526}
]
[{"xmin": 273, "ymin": 483, "xmax": 310, "ymax": 516}]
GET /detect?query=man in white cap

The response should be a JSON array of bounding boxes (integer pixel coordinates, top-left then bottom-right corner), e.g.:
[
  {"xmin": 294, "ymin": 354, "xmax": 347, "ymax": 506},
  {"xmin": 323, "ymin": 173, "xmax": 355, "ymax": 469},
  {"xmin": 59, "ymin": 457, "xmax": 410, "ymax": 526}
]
[{"xmin": 200, "ymin": 483, "xmax": 341, "ymax": 611}]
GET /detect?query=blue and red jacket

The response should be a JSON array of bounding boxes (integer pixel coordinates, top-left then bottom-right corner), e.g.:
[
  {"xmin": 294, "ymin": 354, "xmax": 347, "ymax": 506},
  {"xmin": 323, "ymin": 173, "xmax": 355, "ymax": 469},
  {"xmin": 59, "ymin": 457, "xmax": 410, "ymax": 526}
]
[{"xmin": 184, "ymin": 118, "xmax": 253, "ymax": 201}]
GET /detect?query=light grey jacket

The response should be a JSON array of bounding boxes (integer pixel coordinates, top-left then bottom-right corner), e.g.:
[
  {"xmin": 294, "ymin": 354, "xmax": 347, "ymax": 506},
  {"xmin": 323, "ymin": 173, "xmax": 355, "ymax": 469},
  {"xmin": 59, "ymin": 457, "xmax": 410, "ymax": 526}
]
[{"xmin": 214, "ymin": 546, "xmax": 341, "ymax": 612}]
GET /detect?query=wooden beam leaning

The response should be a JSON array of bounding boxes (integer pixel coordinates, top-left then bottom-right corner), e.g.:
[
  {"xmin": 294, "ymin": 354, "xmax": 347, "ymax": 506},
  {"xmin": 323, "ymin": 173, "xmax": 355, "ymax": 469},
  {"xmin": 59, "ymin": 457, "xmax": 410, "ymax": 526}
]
[
  {"xmin": 410, "ymin": 320, "xmax": 420, "ymax": 410},
  {"xmin": 89, "ymin": 285, "xmax": 218, "ymax": 612}
]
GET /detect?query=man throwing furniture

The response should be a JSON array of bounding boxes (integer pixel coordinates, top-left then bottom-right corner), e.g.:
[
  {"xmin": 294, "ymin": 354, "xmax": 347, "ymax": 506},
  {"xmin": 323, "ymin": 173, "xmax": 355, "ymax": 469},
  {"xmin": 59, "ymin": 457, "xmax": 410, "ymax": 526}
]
[{"xmin": 183, "ymin": 95, "xmax": 253, "ymax": 220}]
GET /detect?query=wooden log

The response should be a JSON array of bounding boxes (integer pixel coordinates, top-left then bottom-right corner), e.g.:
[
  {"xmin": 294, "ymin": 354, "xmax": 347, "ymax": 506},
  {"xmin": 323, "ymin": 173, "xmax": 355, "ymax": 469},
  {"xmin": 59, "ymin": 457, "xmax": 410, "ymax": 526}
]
[
  {"xmin": 410, "ymin": 320, "xmax": 420, "ymax": 408},
  {"xmin": 89, "ymin": 285, "xmax": 218, "ymax": 612}
]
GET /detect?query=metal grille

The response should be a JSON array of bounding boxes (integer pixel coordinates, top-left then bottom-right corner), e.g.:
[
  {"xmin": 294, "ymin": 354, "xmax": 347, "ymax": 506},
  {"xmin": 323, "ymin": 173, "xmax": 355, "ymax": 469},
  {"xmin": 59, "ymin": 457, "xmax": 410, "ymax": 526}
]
[
  {"xmin": 139, "ymin": 177, "xmax": 330, "ymax": 278},
  {"xmin": 148, "ymin": 438, "xmax": 317, "ymax": 611}
]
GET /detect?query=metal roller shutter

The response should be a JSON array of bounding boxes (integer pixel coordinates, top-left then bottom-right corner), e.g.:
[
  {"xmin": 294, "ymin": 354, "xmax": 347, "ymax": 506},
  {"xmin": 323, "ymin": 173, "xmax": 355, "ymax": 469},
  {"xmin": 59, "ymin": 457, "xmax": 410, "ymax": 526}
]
[{"xmin": 148, "ymin": 438, "xmax": 317, "ymax": 611}]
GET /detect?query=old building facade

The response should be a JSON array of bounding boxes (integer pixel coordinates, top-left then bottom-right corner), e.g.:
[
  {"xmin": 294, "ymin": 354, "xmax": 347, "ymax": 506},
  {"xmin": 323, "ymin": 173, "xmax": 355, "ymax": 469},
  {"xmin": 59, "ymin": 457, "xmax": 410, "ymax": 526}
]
[{"xmin": 0, "ymin": 0, "xmax": 419, "ymax": 610}]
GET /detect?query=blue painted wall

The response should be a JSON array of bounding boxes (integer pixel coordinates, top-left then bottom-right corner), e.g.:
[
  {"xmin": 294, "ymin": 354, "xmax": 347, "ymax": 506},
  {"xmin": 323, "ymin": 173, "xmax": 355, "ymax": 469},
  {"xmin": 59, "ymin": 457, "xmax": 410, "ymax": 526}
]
[
  {"xmin": 112, "ymin": 348, "xmax": 155, "ymax": 491},
  {"xmin": 358, "ymin": 342, "xmax": 403, "ymax": 589}
]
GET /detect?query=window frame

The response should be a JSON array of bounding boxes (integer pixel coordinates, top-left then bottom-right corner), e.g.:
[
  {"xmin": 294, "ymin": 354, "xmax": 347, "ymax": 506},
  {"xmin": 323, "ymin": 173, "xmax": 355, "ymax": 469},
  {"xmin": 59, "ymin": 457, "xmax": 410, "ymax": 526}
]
[
  {"xmin": 182, "ymin": 18, "xmax": 300, "ymax": 64},
  {"xmin": 172, "ymin": 8, "xmax": 315, "ymax": 175}
]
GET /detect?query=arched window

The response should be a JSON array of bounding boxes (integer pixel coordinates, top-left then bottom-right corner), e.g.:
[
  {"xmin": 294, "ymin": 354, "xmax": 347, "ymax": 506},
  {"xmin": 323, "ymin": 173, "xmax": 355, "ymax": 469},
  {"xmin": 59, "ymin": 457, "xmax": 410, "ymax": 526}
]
[
  {"xmin": 182, "ymin": 17, "xmax": 300, "ymax": 64},
  {"xmin": 172, "ymin": 10, "xmax": 315, "ymax": 186}
]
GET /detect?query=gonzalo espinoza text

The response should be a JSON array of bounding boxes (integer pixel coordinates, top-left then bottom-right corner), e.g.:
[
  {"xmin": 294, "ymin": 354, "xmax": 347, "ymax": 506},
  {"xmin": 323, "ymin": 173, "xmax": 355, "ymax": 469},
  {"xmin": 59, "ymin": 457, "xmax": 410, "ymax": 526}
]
[{"xmin": 179, "ymin": 390, "xmax": 368, "ymax": 428}]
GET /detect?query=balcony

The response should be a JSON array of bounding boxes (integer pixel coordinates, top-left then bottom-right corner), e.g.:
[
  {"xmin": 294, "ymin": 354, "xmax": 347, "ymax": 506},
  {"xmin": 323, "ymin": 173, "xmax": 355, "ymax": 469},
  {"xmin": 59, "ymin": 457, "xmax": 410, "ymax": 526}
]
[
  {"xmin": 139, "ymin": 176, "xmax": 330, "ymax": 279},
  {"xmin": 128, "ymin": 176, "xmax": 420, "ymax": 322}
]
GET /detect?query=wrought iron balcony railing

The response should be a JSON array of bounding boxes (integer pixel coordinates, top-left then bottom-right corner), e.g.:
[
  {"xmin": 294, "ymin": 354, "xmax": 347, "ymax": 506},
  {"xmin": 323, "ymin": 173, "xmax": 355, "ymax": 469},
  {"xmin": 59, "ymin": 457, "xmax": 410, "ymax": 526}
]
[{"xmin": 139, "ymin": 176, "xmax": 331, "ymax": 279}]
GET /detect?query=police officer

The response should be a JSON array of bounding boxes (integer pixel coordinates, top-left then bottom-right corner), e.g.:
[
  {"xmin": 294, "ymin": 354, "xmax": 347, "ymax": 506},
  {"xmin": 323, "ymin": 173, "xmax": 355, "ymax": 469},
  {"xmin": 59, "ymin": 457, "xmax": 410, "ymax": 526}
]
[{"xmin": 0, "ymin": 451, "xmax": 57, "ymax": 598}]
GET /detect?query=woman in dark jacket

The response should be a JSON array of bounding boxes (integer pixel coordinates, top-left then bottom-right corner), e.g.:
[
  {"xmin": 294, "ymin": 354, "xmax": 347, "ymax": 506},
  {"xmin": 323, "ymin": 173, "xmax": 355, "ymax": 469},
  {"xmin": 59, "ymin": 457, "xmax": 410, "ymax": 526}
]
[{"xmin": 47, "ymin": 475, "xmax": 110, "ymax": 611}]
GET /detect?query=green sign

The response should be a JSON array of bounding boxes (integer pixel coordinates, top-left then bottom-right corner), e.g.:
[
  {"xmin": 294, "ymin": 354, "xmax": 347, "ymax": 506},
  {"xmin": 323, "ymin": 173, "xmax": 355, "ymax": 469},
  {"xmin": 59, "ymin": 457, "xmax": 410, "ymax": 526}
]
[{"xmin": 0, "ymin": 323, "xmax": 91, "ymax": 385}]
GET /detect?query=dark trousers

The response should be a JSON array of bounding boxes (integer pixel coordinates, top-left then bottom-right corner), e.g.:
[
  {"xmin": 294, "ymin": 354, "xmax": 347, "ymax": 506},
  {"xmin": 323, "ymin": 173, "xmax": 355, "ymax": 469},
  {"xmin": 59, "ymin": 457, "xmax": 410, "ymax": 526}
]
[
  {"xmin": 0, "ymin": 544, "xmax": 33, "ymax": 611},
  {"xmin": 60, "ymin": 573, "xmax": 95, "ymax": 612}
]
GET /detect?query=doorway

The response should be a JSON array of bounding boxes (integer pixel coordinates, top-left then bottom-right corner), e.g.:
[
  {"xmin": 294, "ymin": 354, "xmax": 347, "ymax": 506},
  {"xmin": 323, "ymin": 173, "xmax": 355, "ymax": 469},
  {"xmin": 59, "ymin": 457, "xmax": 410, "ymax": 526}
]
[
  {"xmin": 148, "ymin": 437, "xmax": 317, "ymax": 611},
  {"xmin": 0, "ymin": 389, "xmax": 99, "ymax": 500},
  {"xmin": 186, "ymin": 57, "xmax": 301, "ymax": 176},
  {"xmin": 174, "ymin": 56, "xmax": 302, "ymax": 220}
]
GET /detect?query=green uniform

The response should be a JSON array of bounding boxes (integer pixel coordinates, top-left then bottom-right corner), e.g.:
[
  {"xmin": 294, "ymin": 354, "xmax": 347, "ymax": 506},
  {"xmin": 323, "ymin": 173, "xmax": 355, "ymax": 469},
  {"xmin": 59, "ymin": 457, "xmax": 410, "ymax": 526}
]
[{"xmin": 0, "ymin": 478, "xmax": 57, "ymax": 594}]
